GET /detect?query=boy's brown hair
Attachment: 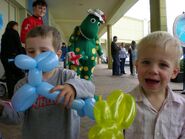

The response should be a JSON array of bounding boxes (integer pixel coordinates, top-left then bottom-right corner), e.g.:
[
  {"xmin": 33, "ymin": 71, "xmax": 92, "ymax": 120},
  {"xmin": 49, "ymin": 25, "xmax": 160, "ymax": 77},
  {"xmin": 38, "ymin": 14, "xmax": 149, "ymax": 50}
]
[
  {"xmin": 26, "ymin": 25, "xmax": 61, "ymax": 52},
  {"xmin": 32, "ymin": 0, "xmax": 47, "ymax": 8}
]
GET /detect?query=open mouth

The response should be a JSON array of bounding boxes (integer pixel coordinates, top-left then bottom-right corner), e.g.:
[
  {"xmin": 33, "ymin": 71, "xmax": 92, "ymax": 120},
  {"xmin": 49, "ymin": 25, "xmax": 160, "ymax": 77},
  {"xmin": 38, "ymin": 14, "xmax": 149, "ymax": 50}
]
[{"xmin": 145, "ymin": 79, "xmax": 160, "ymax": 84}]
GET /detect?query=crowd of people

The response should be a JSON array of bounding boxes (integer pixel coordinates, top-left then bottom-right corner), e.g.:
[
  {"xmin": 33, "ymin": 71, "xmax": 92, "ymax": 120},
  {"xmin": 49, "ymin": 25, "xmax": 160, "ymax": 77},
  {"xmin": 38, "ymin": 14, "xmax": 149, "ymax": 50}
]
[
  {"xmin": 0, "ymin": 0, "xmax": 185, "ymax": 139},
  {"xmin": 111, "ymin": 36, "xmax": 137, "ymax": 76}
]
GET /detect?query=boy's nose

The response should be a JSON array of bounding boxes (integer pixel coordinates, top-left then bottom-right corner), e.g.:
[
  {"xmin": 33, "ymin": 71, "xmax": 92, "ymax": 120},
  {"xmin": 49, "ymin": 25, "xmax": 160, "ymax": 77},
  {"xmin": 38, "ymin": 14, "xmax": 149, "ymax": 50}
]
[
  {"xmin": 148, "ymin": 64, "xmax": 159, "ymax": 75},
  {"xmin": 35, "ymin": 51, "xmax": 41, "ymax": 57}
]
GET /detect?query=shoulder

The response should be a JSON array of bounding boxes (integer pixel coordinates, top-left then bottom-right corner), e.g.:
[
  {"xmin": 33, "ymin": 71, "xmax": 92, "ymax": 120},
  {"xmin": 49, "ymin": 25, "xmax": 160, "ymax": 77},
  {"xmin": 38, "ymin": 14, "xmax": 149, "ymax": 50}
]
[
  {"xmin": 11, "ymin": 29, "xmax": 19, "ymax": 36},
  {"xmin": 111, "ymin": 42, "xmax": 116, "ymax": 46},
  {"xmin": 69, "ymin": 26, "xmax": 80, "ymax": 42},
  {"xmin": 22, "ymin": 16, "xmax": 36, "ymax": 24},
  {"xmin": 22, "ymin": 16, "xmax": 31, "ymax": 23},
  {"xmin": 171, "ymin": 91, "xmax": 185, "ymax": 104},
  {"xmin": 128, "ymin": 85, "xmax": 140, "ymax": 97},
  {"xmin": 56, "ymin": 67, "xmax": 78, "ymax": 80}
]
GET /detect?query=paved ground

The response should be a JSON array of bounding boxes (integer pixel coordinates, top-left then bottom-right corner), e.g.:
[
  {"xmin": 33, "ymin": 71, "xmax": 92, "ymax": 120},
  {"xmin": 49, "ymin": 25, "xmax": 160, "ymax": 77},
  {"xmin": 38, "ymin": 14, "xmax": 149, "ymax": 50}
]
[{"xmin": 0, "ymin": 64, "xmax": 184, "ymax": 139}]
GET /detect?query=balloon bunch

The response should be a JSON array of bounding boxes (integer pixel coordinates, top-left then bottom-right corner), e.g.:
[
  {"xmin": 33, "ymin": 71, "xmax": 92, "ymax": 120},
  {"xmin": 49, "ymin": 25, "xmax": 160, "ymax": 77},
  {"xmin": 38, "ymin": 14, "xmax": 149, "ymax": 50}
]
[
  {"xmin": 11, "ymin": 51, "xmax": 96, "ymax": 120},
  {"xmin": 89, "ymin": 90, "xmax": 136, "ymax": 139}
]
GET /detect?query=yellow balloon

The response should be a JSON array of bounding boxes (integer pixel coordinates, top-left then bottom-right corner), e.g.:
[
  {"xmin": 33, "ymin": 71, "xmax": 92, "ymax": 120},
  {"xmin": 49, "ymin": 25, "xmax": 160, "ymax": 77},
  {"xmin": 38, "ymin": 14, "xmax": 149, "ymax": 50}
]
[
  {"xmin": 93, "ymin": 100, "xmax": 112, "ymax": 125},
  {"xmin": 88, "ymin": 90, "xmax": 136, "ymax": 139},
  {"xmin": 121, "ymin": 93, "xmax": 136, "ymax": 129},
  {"xmin": 107, "ymin": 90, "xmax": 126, "ymax": 127}
]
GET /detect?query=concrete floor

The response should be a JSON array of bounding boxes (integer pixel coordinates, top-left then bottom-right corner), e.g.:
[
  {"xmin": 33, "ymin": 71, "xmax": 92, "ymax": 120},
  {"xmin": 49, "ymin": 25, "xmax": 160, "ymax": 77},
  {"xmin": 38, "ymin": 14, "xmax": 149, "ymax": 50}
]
[{"xmin": 0, "ymin": 64, "xmax": 184, "ymax": 139}]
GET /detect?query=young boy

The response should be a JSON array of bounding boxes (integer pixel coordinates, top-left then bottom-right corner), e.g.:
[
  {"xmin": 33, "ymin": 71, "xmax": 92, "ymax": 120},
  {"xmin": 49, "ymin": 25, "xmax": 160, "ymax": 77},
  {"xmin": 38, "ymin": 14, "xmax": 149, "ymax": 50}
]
[
  {"xmin": 125, "ymin": 31, "xmax": 185, "ymax": 139},
  {"xmin": 0, "ymin": 25, "xmax": 95, "ymax": 139},
  {"xmin": 21, "ymin": 0, "xmax": 47, "ymax": 44}
]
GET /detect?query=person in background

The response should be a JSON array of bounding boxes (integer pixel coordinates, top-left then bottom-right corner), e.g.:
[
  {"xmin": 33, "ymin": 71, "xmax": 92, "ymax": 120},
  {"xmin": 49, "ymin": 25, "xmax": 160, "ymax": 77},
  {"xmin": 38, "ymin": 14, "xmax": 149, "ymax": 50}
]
[
  {"xmin": 1, "ymin": 21, "xmax": 25, "ymax": 99},
  {"xmin": 20, "ymin": 0, "xmax": 47, "ymax": 44},
  {"xmin": 111, "ymin": 36, "xmax": 121, "ymax": 76},
  {"xmin": 61, "ymin": 42, "xmax": 68, "ymax": 68},
  {"xmin": 0, "ymin": 25, "xmax": 95, "ymax": 139},
  {"xmin": 119, "ymin": 42, "xmax": 127, "ymax": 74},
  {"xmin": 125, "ymin": 31, "xmax": 185, "ymax": 139},
  {"xmin": 128, "ymin": 40, "xmax": 137, "ymax": 76}
]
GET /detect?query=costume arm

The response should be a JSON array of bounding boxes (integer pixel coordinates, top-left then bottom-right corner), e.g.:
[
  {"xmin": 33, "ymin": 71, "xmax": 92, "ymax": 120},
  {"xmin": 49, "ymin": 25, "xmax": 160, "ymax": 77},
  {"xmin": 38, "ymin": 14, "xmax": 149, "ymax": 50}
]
[
  {"xmin": 95, "ymin": 37, "xmax": 107, "ymax": 62},
  {"xmin": 95, "ymin": 37, "xmax": 103, "ymax": 56},
  {"xmin": 63, "ymin": 69, "xmax": 95, "ymax": 98}
]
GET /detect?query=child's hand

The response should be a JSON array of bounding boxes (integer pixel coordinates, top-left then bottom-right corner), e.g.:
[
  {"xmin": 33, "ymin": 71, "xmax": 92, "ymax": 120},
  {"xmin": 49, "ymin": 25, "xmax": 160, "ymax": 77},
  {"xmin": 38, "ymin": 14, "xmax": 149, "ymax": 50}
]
[{"xmin": 50, "ymin": 84, "xmax": 76, "ymax": 108}]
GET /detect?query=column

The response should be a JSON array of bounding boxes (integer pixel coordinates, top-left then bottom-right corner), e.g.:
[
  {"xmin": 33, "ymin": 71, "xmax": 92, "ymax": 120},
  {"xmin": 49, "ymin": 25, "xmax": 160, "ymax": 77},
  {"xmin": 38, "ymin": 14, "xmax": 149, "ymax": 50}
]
[
  {"xmin": 107, "ymin": 25, "xmax": 112, "ymax": 69},
  {"xmin": 150, "ymin": 0, "xmax": 167, "ymax": 31}
]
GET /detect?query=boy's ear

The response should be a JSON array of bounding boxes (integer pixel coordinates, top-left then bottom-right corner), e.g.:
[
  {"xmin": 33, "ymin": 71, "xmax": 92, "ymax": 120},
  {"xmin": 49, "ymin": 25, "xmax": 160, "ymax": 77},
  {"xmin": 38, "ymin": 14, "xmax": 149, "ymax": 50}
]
[
  {"xmin": 56, "ymin": 50, "xmax": 62, "ymax": 58},
  {"xmin": 171, "ymin": 67, "xmax": 180, "ymax": 79}
]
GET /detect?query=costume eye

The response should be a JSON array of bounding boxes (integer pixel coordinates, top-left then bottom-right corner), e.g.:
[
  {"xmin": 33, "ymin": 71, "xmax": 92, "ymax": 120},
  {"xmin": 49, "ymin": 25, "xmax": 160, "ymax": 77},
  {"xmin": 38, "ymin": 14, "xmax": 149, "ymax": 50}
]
[
  {"xmin": 90, "ymin": 18, "xmax": 96, "ymax": 23},
  {"xmin": 97, "ymin": 22, "xmax": 100, "ymax": 26}
]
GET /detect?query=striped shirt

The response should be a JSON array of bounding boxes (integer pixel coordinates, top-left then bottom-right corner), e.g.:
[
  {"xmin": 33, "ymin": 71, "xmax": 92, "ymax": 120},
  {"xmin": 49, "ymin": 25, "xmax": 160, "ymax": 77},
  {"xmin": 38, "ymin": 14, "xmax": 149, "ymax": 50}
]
[{"xmin": 125, "ymin": 85, "xmax": 185, "ymax": 139}]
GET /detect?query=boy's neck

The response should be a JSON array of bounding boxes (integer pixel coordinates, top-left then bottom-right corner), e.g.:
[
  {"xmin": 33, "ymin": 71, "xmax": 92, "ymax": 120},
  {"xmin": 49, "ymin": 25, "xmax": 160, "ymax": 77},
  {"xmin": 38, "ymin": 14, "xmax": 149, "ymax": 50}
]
[
  {"xmin": 33, "ymin": 15, "xmax": 40, "ymax": 18},
  {"xmin": 142, "ymin": 87, "xmax": 168, "ymax": 112}
]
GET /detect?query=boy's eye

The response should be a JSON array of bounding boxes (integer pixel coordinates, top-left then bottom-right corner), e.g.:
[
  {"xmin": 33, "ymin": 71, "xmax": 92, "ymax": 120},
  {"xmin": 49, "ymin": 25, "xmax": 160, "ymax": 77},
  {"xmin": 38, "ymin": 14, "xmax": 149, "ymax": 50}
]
[
  {"xmin": 40, "ymin": 48, "xmax": 49, "ymax": 53},
  {"xmin": 27, "ymin": 50, "xmax": 35, "ymax": 54},
  {"xmin": 41, "ymin": 50, "xmax": 47, "ymax": 53},
  {"xmin": 141, "ymin": 60, "xmax": 150, "ymax": 65},
  {"xmin": 159, "ymin": 63, "xmax": 169, "ymax": 68}
]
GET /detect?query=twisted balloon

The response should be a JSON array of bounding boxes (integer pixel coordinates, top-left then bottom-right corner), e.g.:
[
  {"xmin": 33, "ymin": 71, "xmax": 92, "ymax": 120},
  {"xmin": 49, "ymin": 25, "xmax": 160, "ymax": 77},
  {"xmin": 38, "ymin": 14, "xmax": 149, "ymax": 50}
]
[
  {"xmin": 89, "ymin": 90, "xmax": 136, "ymax": 139},
  {"xmin": 11, "ymin": 51, "xmax": 96, "ymax": 120}
]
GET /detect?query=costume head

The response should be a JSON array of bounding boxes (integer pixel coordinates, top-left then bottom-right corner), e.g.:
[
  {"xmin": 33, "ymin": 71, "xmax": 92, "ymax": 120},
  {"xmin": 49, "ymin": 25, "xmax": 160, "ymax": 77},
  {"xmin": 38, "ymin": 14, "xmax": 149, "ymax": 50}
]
[{"xmin": 80, "ymin": 9, "xmax": 106, "ymax": 39}]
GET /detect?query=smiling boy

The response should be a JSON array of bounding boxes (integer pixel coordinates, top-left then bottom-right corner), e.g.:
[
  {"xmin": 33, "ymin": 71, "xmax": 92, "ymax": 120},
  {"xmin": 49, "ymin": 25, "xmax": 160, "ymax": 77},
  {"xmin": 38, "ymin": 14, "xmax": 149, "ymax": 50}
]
[
  {"xmin": 21, "ymin": 0, "xmax": 47, "ymax": 44},
  {"xmin": 125, "ymin": 31, "xmax": 185, "ymax": 139}
]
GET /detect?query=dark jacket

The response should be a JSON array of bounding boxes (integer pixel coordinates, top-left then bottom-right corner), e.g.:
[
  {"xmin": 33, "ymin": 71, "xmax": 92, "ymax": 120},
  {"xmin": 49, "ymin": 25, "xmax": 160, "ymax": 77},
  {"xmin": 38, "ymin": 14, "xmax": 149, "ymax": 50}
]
[
  {"xmin": 1, "ymin": 28, "xmax": 25, "ymax": 61},
  {"xmin": 111, "ymin": 41, "xmax": 120, "ymax": 56}
]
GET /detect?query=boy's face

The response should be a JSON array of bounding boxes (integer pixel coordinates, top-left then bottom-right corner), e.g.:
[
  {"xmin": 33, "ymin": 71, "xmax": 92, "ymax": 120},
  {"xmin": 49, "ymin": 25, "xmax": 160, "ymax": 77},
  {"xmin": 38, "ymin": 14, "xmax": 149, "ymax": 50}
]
[
  {"xmin": 33, "ymin": 5, "xmax": 46, "ymax": 17},
  {"xmin": 26, "ymin": 36, "xmax": 54, "ymax": 58},
  {"xmin": 136, "ymin": 46, "xmax": 179, "ymax": 94}
]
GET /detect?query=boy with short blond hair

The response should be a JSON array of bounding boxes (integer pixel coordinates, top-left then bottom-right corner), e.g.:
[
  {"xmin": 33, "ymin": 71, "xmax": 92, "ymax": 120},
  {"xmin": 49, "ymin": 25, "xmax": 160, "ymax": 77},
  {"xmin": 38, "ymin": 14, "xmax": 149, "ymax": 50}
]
[{"xmin": 125, "ymin": 31, "xmax": 185, "ymax": 139}]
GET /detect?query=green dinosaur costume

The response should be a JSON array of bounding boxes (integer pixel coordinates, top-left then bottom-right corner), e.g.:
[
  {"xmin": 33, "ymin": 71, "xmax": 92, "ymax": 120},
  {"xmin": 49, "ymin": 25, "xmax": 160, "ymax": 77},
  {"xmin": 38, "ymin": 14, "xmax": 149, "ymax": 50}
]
[{"xmin": 68, "ymin": 9, "xmax": 106, "ymax": 80}]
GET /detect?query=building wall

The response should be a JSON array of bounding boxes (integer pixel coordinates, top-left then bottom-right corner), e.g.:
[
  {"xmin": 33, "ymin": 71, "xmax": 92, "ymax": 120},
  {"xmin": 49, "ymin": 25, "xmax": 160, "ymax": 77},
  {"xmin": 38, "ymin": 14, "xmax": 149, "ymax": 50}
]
[
  {"xmin": 101, "ymin": 16, "xmax": 149, "ymax": 57},
  {"xmin": 112, "ymin": 16, "xmax": 145, "ymax": 43}
]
